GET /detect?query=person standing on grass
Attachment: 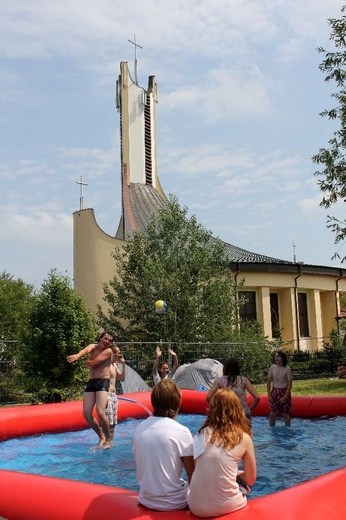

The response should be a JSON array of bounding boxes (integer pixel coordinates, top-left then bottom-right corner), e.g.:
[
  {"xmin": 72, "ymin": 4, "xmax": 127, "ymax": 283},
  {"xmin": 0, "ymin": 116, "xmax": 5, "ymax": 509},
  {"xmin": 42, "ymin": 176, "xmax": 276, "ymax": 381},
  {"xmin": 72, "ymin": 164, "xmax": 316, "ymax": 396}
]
[
  {"xmin": 67, "ymin": 331, "xmax": 114, "ymax": 449},
  {"xmin": 267, "ymin": 350, "xmax": 292, "ymax": 427}
]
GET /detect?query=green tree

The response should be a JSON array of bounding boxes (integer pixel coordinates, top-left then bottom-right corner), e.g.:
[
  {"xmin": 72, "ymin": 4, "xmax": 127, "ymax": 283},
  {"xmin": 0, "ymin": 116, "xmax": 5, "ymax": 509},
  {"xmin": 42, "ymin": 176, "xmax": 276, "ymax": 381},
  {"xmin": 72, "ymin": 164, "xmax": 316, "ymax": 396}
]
[
  {"xmin": 98, "ymin": 196, "xmax": 244, "ymax": 343},
  {"xmin": 0, "ymin": 272, "xmax": 36, "ymax": 401},
  {"xmin": 312, "ymin": 5, "xmax": 346, "ymax": 262},
  {"xmin": 20, "ymin": 269, "xmax": 97, "ymax": 403},
  {"xmin": 0, "ymin": 271, "xmax": 35, "ymax": 341}
]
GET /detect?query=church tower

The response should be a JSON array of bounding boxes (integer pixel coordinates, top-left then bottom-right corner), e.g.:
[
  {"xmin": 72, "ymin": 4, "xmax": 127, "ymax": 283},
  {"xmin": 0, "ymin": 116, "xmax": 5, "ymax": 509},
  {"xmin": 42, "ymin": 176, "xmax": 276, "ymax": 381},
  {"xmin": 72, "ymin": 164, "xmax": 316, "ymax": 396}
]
[
  {"xmin": 73, "ymin": 63, "xmax": 166, "ymax": 314},
  {"xmin": 115, "ymin": 62, "xmax": 166, "ymax": 239}
]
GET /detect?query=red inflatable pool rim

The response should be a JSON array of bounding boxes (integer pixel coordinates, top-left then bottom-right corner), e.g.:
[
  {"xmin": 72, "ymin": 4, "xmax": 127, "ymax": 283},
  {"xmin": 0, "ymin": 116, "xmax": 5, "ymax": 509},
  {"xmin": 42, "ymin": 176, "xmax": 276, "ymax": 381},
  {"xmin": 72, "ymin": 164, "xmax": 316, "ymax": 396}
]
[{"xmin": 0, "ymin": 391, "xmax": 345, "ymax": 520}]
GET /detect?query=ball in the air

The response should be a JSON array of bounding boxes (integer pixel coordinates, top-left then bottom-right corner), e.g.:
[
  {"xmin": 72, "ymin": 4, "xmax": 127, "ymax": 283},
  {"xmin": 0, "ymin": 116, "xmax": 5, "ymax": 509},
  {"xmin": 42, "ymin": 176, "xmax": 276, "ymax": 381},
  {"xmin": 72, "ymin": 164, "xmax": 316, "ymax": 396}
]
[{"xmin": 154, "ymin": 300, "xmax": 168, "ymax": 314}]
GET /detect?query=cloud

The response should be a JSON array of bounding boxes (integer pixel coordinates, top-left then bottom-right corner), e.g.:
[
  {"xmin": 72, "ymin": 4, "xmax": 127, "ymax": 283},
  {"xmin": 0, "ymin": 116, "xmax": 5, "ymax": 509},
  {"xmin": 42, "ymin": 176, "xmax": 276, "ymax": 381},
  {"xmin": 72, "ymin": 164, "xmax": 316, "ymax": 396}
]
[{"xmin": 0, "ymin": 211, "xmax": 72, "ymax": 245}]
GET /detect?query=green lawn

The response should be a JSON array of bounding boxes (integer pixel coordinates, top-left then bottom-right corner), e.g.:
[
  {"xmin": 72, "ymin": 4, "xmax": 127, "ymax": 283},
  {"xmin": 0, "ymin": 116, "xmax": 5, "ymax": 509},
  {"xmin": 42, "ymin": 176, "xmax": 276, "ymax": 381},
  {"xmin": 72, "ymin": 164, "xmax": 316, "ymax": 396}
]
[{"xmin": 255, "ymin": 378, "xmax": 346, "ymax": 396}]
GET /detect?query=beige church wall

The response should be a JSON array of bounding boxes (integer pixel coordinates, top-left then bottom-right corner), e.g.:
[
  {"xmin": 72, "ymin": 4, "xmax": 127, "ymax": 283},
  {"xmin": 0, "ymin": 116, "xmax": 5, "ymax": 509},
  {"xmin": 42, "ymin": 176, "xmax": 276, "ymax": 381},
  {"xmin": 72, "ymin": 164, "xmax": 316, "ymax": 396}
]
[
  {"xmin": 235, "ymin": 269, "xmax": 344, "ymax": 350},
  {"xmin": 256, "ymin": 286, "xmax": 272, "ymax": 338},
  {"xmin": 127, "ymin": 81, "xmax": 146, "ymax": 184},
  {"xmin": 321, "ymin": 290, "xmax": 340, "ymax": 338},
  {"xmin": 277, "ymin": 288, "xmax": 297, "ymax": 348},
  {"xmin": 119, "ymin": 63, "xmax": 146, "ymax": 186},
  {"xmin": 295, "ymin": 273, "xmax": 346, "ymax": 292},
  {"xmin": 237, "ymin": 270, "xmax": 344, "ymax": 292},
  {"xmin": 306, "ymin": 289, "xmax": 324, "ymax": 351},
  {"xmin": 73, "ymin": 209, "xmax": 124, "ymax": 318}
]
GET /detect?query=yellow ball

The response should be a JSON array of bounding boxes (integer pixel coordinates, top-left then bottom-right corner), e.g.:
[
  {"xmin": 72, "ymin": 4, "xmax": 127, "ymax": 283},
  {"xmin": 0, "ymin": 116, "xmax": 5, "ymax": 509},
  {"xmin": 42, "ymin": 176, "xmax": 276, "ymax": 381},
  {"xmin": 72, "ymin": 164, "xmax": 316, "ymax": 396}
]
[{"xmin": 155, "ymin": 300, "xmax": 167, "ymax": 314}]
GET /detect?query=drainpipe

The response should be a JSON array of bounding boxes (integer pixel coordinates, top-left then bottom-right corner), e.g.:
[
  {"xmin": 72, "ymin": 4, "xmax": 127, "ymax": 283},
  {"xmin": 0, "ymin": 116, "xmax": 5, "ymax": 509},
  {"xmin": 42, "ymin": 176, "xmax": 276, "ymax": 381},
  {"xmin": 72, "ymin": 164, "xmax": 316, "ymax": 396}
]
[
  {"xmin": 335, "ymin": 268, "xmax": 344, "ymax": 337},
  {"xmin": 234, "ymin": 262, "xmax": 240, "ymax": 287},
  {"xmin": 234, "ymin": 262, "xmax": 241, "ymax": 332},
  {"xmin": 294, "ymin": 264, "xmax": 302, "ymax": 351}
]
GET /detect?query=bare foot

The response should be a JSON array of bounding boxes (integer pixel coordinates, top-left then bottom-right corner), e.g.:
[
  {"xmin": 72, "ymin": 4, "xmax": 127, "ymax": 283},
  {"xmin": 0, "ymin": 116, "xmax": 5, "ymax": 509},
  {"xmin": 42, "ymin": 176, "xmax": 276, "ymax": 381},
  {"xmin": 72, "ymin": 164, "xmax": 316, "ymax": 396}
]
[
  {"xmin": 103, "ymin": 440, "xmax": 112, "ymax": 450},
  {"xmin": 94, "ymin": 437, "xmax": 106, "ymax": 449}
]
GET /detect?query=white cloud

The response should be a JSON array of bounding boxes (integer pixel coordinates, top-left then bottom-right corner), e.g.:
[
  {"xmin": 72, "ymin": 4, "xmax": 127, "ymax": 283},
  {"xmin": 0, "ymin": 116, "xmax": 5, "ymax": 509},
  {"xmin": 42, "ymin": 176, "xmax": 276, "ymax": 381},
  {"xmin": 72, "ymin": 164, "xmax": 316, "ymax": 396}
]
[
  {"xmin": 0, "ymin": 211, "xmax": 72, "ymax": 244},
  {"xmin": 298, "ymin": 195, "xmax": 323, "ymax": 212}
]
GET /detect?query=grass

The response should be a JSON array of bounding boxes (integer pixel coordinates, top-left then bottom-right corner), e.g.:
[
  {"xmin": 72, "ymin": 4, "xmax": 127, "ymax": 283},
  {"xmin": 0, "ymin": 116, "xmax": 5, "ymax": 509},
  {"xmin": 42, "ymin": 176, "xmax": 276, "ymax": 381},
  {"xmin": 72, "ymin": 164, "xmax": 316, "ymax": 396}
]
[{"xmin": 255, "ymin": 378, "xmax": 346, "ymax": 396}]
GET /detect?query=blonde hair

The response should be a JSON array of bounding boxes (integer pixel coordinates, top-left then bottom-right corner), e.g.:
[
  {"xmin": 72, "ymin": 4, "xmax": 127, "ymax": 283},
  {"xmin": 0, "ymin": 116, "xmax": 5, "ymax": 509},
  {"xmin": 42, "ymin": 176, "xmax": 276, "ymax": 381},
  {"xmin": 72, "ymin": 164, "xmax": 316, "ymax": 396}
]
[
  {"xmin": 199, "ymin": 388, "xmax": 251, "ymax": 449},
  {"xmin": 151, "ymin": 379, "xmax": 181, "ymax": 418}
]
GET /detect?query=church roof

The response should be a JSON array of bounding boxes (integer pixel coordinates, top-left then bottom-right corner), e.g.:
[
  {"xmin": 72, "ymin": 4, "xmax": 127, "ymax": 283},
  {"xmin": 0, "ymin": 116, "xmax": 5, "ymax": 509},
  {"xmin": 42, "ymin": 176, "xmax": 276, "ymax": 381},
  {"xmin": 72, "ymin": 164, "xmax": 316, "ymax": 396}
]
[
  {"xmin": 123, "ymin": 183, "xmax": 292, "ymax": 264},
  {"xmin": 224, "ymin": 242, "xmax": 291, "ymax": 264},
  {"xmin": 118, "ymin": 183, "xmax": 346, "ymax": 277},
  {"xmin": 119, "ymin": 183, "xmax": 166, "ymax": 237}
]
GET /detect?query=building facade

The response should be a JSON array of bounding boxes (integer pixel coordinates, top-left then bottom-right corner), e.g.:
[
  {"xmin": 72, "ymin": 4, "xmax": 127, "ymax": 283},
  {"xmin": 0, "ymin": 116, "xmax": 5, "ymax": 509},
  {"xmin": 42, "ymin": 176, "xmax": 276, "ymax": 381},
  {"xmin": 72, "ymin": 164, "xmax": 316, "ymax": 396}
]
[{"xmin": 74, "ymin": 62, "xmax": 346, "ymax": 351}]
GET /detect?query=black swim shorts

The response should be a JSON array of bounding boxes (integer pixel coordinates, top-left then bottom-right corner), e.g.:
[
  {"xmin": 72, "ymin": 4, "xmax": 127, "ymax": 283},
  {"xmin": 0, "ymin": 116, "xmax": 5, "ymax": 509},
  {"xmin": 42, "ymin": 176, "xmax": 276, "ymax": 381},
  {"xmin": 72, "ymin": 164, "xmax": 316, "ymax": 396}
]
[{"xmin": 85, "ymin": 378, "xmax": 110, "ymax": 392}]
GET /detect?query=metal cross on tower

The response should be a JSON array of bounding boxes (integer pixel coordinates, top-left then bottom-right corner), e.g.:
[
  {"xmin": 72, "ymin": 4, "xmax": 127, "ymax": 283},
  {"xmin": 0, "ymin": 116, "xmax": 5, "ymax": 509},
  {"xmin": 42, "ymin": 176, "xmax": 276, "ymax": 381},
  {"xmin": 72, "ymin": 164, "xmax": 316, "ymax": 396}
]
[
  {"xmin": 128, "ymin": 33, "xmax": 143, "ymax": 85},
  {"xmin": 76, "ymin": 176, "xmax": 88, "ymax": 210}
]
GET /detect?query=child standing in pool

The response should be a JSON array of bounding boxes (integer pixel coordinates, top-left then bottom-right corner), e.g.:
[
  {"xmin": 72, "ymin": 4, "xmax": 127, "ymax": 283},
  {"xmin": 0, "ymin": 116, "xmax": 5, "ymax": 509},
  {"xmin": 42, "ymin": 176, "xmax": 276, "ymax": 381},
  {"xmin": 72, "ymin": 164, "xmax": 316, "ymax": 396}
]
[
  {"xmin": 106, "ymin": 345, "xmax": 126, "ymax": 440},
  {"xmin": 267, "ymin": 350, "xmax": 292, "ymax": 427},
  {"xmin": 152, "ymin": 345, "xmax": 178, "ymax": 385},
  {"xmin": 207, "ymin": 358, "xmax": 260, "ymax": 425}
]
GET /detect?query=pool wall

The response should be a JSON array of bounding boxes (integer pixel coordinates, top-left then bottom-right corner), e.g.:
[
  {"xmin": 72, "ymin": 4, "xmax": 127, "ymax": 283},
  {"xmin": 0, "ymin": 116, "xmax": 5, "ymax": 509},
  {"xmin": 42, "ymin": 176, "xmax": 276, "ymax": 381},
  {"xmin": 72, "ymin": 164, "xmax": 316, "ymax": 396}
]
[
  {"xmin": 0, "ymin": 391, "xmax": 345, "ymax": 520},
  {"xmin": 1, "ymin": 392, "xmax": 345, "ymax": 442}
]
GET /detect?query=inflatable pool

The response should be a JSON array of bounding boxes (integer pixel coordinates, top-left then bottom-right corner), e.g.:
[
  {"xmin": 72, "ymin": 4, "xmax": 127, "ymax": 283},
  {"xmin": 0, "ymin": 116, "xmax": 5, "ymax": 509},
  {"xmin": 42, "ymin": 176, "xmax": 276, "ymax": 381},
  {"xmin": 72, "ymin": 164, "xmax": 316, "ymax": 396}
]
[{"xmin": 0, "ymin": 391, "xmax": 345, "ymax": 520}]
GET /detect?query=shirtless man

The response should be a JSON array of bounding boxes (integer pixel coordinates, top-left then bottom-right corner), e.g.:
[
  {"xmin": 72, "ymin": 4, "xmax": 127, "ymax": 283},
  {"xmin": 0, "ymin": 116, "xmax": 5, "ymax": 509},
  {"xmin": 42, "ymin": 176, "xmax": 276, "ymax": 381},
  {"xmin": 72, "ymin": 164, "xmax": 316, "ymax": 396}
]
[
  {"xmin": 267, "ymin": 350, "xmax": 293, "ymax": 427},
  {"xmin": 67, "ymin": 331, "xmax": 114, "ymax": 449},
  {"xmin": 106, "ymin": 345, "xmax": 126, "ymax": 439}
]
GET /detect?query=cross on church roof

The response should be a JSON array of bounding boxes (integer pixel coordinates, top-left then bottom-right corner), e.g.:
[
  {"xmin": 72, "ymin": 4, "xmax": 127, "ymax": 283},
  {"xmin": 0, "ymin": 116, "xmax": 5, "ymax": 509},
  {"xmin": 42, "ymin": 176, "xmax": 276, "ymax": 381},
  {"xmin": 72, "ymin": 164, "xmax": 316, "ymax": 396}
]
[
  {"xmin": 76, "ymin": 176, "xmax": 88, "ymax": 210},
  {"xmin": 128, "ymin": 34, "xmax": 143, "ymax": 85}
]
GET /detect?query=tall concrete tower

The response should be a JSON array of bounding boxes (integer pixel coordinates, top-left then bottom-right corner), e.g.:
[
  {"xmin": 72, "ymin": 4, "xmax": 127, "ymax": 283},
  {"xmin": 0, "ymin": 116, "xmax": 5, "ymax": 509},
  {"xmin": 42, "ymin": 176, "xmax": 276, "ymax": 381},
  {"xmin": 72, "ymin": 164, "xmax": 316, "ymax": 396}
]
[
  {"xmin": 73, "ymin": 63, "xmax": 167, "ymax": 315},
  {"xmin": 115, "ymin": 62, "xmax": 166, "ymax": 239}
]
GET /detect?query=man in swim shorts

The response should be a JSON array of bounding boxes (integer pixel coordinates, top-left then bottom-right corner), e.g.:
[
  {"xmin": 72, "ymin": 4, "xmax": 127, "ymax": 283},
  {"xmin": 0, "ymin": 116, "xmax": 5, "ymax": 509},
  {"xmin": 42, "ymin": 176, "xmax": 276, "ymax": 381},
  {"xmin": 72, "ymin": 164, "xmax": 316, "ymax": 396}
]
[
  {"xmin": 67, "ymin": 331, "xmax": 114, "ymax": 449},
  {"xmin": 267, "ymin": 350, "xmax": 292, "ymax": 427}
]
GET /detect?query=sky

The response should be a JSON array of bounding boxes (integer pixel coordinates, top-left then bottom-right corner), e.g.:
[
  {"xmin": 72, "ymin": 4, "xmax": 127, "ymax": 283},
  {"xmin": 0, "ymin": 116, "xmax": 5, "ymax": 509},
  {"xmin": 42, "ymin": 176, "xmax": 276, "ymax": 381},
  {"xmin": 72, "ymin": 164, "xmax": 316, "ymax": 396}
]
[{"xmin": 1, "ymin": 0, "xmax": 345, "ymax": 289}]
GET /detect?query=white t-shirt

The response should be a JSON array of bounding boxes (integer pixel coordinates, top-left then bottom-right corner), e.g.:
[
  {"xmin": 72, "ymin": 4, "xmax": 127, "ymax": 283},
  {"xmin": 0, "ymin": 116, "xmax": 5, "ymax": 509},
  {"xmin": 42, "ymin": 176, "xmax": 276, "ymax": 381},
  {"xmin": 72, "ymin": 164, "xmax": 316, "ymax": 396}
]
[{"xmin": 132, "ymin": 415, "xmax": 193, "ymax": 511}]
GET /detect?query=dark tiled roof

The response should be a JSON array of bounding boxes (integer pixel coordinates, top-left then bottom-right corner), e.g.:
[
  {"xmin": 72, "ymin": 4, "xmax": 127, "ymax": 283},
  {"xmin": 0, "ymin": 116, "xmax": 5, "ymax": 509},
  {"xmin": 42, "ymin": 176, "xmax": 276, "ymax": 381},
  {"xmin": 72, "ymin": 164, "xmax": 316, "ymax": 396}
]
[
  {"xmin": 129, "ymin": 183, "xmax": 166, "ymax": 233},
  {"xmin": 224, "ymin": 242, "xmax": 292, "ymax": 264},
  {"xmin": 124, "ymin": 183, "xmax": 292, "ymax": 264}
]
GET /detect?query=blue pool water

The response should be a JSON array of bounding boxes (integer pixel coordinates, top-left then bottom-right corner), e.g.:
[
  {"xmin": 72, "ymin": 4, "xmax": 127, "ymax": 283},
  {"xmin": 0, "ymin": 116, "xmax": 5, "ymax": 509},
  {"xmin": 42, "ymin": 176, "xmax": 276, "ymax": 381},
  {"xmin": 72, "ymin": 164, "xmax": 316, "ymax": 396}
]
[{"xmin": 0, "ymin": 414, "xmax": 345, "ymax": 498}]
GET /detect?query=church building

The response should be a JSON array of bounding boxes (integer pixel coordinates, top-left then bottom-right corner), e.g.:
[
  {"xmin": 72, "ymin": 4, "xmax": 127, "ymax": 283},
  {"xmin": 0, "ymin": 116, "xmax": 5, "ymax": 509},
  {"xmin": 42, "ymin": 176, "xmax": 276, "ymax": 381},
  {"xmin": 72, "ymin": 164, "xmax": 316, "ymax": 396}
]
[{"xmin": 73, "ymin": 62, "xmax": 346, "ymax": 351}]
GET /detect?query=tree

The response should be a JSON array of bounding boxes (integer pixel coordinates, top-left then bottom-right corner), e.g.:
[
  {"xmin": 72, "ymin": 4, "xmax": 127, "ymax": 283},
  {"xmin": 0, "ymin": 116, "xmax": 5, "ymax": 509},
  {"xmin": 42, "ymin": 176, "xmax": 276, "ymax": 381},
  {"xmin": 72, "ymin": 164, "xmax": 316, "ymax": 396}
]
[
  {"xmin": 20, "ymin": 269, "xmax": 97, "ymax": 403},
  {"xmin": 312, "ymin": 5, "xmax": 346, "ymax": 262},
  {"xmin": 98, "ymin": 196, "xmax": 244, "ymax": 343},
  {"xmin": 0, "ymin": 271, "xmax": 36, "ymax": 386},
  {"xmin": 0, "ymin": 271, "xmax": 35, "ymax": 341}
]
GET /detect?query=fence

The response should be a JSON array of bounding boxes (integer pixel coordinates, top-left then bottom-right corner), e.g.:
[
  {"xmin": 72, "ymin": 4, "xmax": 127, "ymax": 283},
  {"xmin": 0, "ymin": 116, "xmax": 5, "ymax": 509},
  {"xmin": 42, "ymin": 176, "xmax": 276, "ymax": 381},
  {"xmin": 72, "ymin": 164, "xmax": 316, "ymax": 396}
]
[
  {"xmin": 1, "ymin": 338, "xmax": 344, "ymax": 405},
  {"xmin": 114, "ymin": 341, "xmax": 344, "ymax": 384}
]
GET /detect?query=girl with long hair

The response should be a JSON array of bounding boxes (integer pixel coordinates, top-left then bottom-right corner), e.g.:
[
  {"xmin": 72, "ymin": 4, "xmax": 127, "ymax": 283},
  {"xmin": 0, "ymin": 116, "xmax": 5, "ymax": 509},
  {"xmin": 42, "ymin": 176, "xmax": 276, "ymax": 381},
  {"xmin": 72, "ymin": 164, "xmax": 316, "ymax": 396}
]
[
  {"xmin": 207, "ymin": 358, "xmax": 260, "ymax": 424},
  {"xmin": 188, "ymin": 388, "xmax": 256, "ymax": 517}
]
